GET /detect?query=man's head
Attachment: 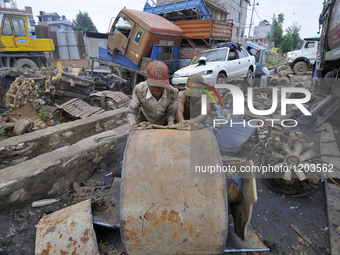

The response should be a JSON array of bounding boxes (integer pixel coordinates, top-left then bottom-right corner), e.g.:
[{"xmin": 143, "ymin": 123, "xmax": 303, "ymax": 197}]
[
  {"xmin": 146, "ymin": 61, "xmax": 169, "ymax": 88},
  {"xmin": 185, "ymin": 73, "xmax": 204, "ymax": 97}
]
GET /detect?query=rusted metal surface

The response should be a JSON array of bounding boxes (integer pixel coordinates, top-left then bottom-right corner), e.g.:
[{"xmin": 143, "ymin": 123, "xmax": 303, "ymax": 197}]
[
  {"xmin": 121, "ymin": 128, "xmax": 228, "ymax": 255},
  {"xmin": 89, "ymin": 91, "xmax": 130, "ymax": 110},
  {"xmin": 5, "ymin": 77, "xmax": 39, "ymax": 111},
  {"xmin": 119, "ymin": 9, "xmax": 183, "ymax": 36},
  {"xmin": 55, "ymin": 98, "xmax": 105, "ymax": 119},
  {"xmin": 173, "ymin": 19, "xmax": 233, "ymax": 40},
  {"xmin": 12, "ymin": 103, "xmax": 47, "ymax": 131},
  {"xmin": 108, "ymin": 9, "xmax": 182, "ymax": 65},
  {"xmin": 225, "ymin": 223, "xmax": 269, "ymax": 253},
  {"xmin": 35, "ymin": 199, "xmax": 99, "ymax": 255}
]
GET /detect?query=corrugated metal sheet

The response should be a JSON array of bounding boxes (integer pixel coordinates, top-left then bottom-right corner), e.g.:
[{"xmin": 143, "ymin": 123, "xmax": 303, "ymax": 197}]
[
  {"xmin": 143, "ymin": 0, "xmax": 211, "ymax": 20},
  {"xmin": 121, "ymin": 9, "xmax": 183, "ymax": 36},
  {"xmin": 57, "ymin": 98, "xmax": 105, "ymax": 118},
  {"xmin": 173, "ymin": 19, "xmax": 232, "ymax": 40}
]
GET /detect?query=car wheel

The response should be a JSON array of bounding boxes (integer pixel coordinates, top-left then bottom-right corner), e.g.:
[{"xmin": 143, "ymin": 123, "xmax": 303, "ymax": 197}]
[
  {"xmin": 244, "ymin": 68, "xmax": 254, "ymax": 86},
  {"xmin": 216, "ymin": 73, "xmax": 227, "ymax": 84},
  {"xmin": 293, "ymin": 61, "xmax": 308, "ymax": 75}
]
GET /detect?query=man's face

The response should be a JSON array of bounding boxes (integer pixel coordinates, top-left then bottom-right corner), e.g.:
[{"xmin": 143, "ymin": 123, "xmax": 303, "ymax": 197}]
[{"xmin": 149, "ymin": 85, "xmax": 165, "ymax": 98}]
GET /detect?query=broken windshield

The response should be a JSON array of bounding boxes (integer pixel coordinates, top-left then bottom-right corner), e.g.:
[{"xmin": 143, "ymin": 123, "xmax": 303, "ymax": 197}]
[{"xmin": 191, "ymin": 48, "xmax": 228, "ymax": 65}]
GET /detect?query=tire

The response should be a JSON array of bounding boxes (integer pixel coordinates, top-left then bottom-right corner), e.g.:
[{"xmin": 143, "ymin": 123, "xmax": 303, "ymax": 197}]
[
  {"xmin": 279, "ymin": 77, "xmax": 290, "ymax": 86},
  {"xmin": 293, "ymin": 61, "xmax": 308, "ymax": 75},
  {"xmin": 244, "ymin": 68, "xmax": 254, "ymax": 87},
  {"xmin": 14, "ymin": 58, "xmax": 39, "ymax": 70},
  {"xmin": 216, "ymin": 72, "xmax": 227, "ymax": 84},
  {"xmin": 269, "ymin": 76, "xmax": 279, "ymax": 86}
]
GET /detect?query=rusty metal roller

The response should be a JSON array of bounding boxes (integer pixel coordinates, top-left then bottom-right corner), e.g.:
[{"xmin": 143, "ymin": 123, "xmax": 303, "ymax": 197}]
[{"xmin": 120, "ymin": 128, "xmax": 228, "ymax": 255}]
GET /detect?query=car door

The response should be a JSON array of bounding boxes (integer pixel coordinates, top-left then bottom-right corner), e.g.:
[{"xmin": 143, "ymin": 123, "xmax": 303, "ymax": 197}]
[
  {"xmin": 237, "ymin": 48, "xmax": 252, "ymax": 77},
  {"xmin": 224, "ymin": 48, "xmax": 240, "ymax": 80},
  {"xmin": 12, "ymin": 15, "xmax": 31, "ymax": 49}
]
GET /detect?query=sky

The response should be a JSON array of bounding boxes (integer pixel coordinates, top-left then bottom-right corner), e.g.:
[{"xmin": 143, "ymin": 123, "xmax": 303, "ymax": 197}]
[{"xmin": 16, "ymin": 0, "xmax": 323, "ymax": 39}]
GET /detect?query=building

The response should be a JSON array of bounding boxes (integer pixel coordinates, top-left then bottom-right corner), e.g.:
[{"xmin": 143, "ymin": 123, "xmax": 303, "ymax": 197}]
[
  {"xmin": 156, "ymin": 0, "xmax": 249, "ymax": 42},
  {"xmin": 0, "ymin": 3, "xmax": 36, "ymax": 30},
  {"xmin": 37, "ymin": 11, "xmax": 73, "ymax": 32},
  {"xmin": 253, "ymin": 19, "xmax": 271, "ymax": 38}
]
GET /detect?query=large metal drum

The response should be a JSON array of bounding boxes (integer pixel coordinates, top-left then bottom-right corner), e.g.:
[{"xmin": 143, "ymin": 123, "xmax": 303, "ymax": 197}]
[{"xmin": 120, "ymin": 128, "xmax": 228, "ymax": 255}]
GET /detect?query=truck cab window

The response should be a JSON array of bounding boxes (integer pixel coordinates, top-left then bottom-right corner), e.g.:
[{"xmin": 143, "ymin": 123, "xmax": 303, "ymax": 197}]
[
  {"xmin": 12, "ymin": 17, "xmax": 27, "ymax": 37},
  {"xmin": 2, "ymin": 16, "xmax": 12, "ymax": 36},
  {"xmin": 114, "ymin": 16, "xmax": 132, "ymax": 38},
  {"xmin": 305, "ymin": 42, "xmax": 315, "ymax": 48},
  {"xmin": 133, "ymin": 28, "xmax": 144, "ymax": 46}
]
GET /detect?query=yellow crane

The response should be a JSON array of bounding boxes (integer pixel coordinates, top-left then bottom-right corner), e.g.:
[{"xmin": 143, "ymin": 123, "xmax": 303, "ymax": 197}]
[{"xmin": 0, "ymin": 11, "xmax": 54, "ymax": 69}]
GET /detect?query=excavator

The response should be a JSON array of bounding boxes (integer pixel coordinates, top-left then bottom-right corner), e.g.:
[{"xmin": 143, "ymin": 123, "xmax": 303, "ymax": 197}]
[{"xmin": 0, "ymin": 11, "xmax": 54, "ymax": 69}]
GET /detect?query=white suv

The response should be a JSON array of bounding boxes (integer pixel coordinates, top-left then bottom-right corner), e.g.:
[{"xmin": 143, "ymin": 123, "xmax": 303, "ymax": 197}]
[{"xmin": 172, "ymin": 47, "xmax": 255, "ymax": 87}]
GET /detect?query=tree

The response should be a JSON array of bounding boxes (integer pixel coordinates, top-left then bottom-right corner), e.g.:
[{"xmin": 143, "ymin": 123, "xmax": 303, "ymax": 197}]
[
  {"xmin": 270, "ymin": 13, "xmax": 284, "ymax": 48},
  {"xmin": 72, "ymin": 11, "xmax": 98, "ymax": 33},
  {"xmin": 280, "ymin": 34, "xmax": 294, "ymax": 53},
  {"xmin": 286, "ymin": 23, "xmax": 302, "ymax": 50}
]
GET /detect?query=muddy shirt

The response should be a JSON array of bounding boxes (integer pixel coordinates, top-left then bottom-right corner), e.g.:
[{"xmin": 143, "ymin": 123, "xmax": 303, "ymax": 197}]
[{"xmin": 128, "ymin": 82, "xmax": 178, "ymax": 126}]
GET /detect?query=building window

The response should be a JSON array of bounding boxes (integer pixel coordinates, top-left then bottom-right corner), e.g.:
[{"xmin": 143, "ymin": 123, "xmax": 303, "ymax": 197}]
[{"xmin": 238, "ymin": 13, "xmax": 241, "ymax": 22}]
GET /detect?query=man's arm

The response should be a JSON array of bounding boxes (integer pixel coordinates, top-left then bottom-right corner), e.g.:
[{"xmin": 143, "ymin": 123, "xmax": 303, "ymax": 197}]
[
  {"xmin": 165, "ymin": 88, "xmax": 178, "ymax": 125},
  {"xmin": 176, "ymin": 100, "xmax": 185, "ymax": 123},
  {"xmin": 127, "ymin": 88, "xmax": 141, "ymax": 126}
]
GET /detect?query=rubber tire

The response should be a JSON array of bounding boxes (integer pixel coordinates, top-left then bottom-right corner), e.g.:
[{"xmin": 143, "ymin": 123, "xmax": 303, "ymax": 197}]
[
  {"xmin": 14, "ymin": 58, "xmax": 39, "ymax": 70},
  {"xmin": 269, "ymin": 76, "xmax": 279, "ymax": 86},
  {"xmin": 244, "ymin": 68, "xmax": 254, "ymax": 87},
  {"xmin": 216, "ymin": 72, "xmax": 227, "ymax": 84},
  {"xmin": 279, "ymin": 77, "xmax": 290, "ymax": 86},
  {"xmin": 293, "ymin": 61, "xmax": 308, "ymax": 75}
]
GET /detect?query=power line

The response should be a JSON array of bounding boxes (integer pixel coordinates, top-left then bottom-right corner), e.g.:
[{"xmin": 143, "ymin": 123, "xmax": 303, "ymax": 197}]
[{"xmin": 255, "ymin": 9, "xmax": 261, "ymax": 20}]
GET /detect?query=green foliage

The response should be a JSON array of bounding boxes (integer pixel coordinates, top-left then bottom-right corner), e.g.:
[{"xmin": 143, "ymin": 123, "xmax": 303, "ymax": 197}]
[
  {"xmin": 265, "ymin": 57, "xmax": 284, "ymax": 67},
  {"xmin": 280, "ymin": 34, "xmax": 294, "ymax": 53},
  {"xmin": 269, "ymin": 13, "xmax": 284, "ymax": 47},
  {"xmin": 72, "ymin": 11, "xmax": 98, "ymax": 33},
  {"xmin": 39, "ymin": 108, "xmax": 51, "ymax": 122},
  {"xmin": 286, "ymin": 23, "xmax": 302, "ymax": 50}
]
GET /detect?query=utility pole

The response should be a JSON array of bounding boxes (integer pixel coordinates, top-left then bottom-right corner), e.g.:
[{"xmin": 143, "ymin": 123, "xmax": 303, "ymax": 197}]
[{"xmin": 248, "ymin": 0, "xmax": 255, "ymax": 38}]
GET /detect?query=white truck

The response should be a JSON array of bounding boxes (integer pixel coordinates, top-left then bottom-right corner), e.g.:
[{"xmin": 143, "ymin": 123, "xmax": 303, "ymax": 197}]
[{"xmin": 287, "ymin": 37, "xmax": 320, "ymax": 75}]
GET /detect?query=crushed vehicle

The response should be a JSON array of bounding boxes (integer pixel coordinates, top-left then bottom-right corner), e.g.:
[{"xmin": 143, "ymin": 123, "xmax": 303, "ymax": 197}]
[
  {"xmin": 286, "ymin": 36, "xmax": 320, "ymax": 75},
  {"xmin": 0, "ymin": 11, "xmax": 55, "ymax": 69},
  {"xmin": 172, "ymin": 45, "xmax": 255, "ymax": 87}
]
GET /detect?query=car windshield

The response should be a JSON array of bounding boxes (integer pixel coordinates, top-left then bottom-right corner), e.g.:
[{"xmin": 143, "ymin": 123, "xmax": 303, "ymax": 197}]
[{"xmin": 191, "ymin": 48, "xmax": 228, "ymax": 65}]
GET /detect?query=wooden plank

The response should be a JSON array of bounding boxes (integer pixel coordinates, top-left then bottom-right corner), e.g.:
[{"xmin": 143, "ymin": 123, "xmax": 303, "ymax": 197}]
[
  {"xmin": 325, "ymin": 181, "xmax": 340, "ymax": 255},
  {"xmin": 320, "ymin": 122, "xmax": 340, "ymax": 179}
]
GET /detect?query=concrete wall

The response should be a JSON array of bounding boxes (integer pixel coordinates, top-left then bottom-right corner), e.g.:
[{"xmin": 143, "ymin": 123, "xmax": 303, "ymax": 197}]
[
  {"xmin": 0, "ymin": 125, "xmax": 128, "ymax": 210},
  {"xmin": 0, "ymin": 107, "xmax": 128, "ymax": 169}
]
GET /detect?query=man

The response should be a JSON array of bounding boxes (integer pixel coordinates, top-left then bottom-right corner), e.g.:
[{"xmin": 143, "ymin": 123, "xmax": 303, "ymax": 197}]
[
  {"xmin": 176, "ymin": 73, "xmax": 211, "ymax": 124},
  {"xmin": 127, "ymin": 61, "xmax": 178, "ymax": 127}
]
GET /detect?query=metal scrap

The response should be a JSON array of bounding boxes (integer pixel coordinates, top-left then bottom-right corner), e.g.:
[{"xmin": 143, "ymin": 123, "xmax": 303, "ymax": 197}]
[
  {"xmin": 54, "ymin": 98, "xmax": 105, "ymax": 119},
  {"xmin": 89, "ymin": 91, "xmax": 130, "ymax": 110},
  {"xmin": 35, "ymin": 199, "xmax": 99, "ymax": 255},
  {"xmin": 5, "ymin": 77, "xmax": 39, "ymax": 111}
]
